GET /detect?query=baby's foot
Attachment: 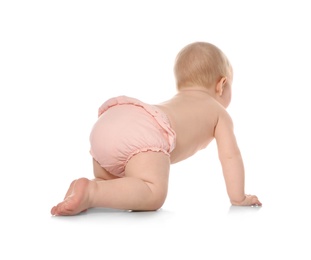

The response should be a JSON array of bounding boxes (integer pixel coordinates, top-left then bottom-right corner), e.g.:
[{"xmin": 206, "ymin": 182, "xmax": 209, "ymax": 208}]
[{"xmin": 51, "ymin": 178, "xmax": 93, "ymax": 216}]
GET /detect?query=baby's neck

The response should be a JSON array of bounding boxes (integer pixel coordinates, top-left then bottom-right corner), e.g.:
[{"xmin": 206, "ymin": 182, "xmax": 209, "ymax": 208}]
[{"xmin": 178, "ymin": 86, "xmax": 213, "ymax": 96}]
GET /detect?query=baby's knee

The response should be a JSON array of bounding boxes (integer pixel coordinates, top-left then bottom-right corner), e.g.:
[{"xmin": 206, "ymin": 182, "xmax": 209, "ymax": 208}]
[{"xmin": 145, "ymin": 185, "xmax": 168, "ymax": 211}]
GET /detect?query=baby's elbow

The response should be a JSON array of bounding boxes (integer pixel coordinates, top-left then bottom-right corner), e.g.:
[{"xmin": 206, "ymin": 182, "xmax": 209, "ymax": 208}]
[{"xmin": 219, "ymin": 150, "xmax": 241, "ymax": 162}]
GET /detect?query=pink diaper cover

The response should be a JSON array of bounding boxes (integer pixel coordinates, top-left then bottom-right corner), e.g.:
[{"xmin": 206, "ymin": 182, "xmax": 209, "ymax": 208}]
[{"xmin": 89, "ymin": 96, "xmax": 176, "ymax": 177}]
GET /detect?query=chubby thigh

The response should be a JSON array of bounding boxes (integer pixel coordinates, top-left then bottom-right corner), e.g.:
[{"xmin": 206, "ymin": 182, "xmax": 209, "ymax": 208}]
[
  {"xmin": 91, "ymin": 151, "xmax": 170, "ymax": 211},
  {"xmin": 124, "ymin": 151, "xmax": 170, "ymax": 210}
]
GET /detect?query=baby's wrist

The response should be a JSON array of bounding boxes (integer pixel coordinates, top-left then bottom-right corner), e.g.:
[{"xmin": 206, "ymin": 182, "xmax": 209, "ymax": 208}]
[{"xmin": 230, "ymin": 195, "xmax": 246, "ymax": 205}]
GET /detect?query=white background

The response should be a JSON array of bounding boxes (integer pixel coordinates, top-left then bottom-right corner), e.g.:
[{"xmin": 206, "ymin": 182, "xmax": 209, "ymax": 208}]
[{"xmin": 1, "ymin": 0, "xmax": 310, "ymax": 259}]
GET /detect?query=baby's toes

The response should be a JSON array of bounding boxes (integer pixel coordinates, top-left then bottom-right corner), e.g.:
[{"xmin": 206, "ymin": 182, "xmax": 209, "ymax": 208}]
[{"xmin": 51, "ymin": 206, "xmax": 57, "ymax": 215}]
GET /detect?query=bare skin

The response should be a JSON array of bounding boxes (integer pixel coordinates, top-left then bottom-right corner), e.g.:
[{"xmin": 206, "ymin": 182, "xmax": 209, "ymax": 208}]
[
  {"xmin": 51, "ymin": 178, "xmax": 91, "ymax": 216},
  {"xmin": 156, "ymin": 79, "xmax": 261, "ymax": 206},
  {"xmin": 51, "ymin": 153, "xmax": 170, "ymax": 216},
  {"xmin": 51, "ymin": 77, "xmax": 262, "ymax": 216}
]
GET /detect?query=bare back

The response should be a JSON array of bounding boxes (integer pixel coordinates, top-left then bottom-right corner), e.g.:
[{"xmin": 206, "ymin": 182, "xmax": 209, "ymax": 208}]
[{"xmin": 155, "ymin": 89, "xmax": 227, "ymax": 164}]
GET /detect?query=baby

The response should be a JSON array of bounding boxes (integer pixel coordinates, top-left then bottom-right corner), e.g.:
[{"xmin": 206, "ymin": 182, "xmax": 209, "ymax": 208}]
[{"xmin": 51, "ymin": 42, "xmax": 262, "ymax": 216}]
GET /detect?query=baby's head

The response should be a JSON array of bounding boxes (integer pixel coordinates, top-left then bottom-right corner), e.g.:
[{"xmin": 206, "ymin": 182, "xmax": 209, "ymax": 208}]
[{"xmin": 174, "ymin": 42, "xmax": 232, "ymax": 91}]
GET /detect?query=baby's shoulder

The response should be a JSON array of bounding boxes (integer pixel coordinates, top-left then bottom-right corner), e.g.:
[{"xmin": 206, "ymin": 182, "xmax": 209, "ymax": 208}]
[
  {"xmin": 201, "ymin": 96, "xmax": 229, "ymax": 118},
  {"xmin": 213, "ymin": 104, "xmax": 234, "ymax": 133}
]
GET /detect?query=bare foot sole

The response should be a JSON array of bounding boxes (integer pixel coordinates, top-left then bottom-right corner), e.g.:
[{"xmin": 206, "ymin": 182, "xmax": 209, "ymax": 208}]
[
  {"xmin": 51, "ymin": 178, "xmax": 92, "ymax": 216},
  {"xmin": 63, "ymin": 180, "xmax": 76, "ymax": 200}
]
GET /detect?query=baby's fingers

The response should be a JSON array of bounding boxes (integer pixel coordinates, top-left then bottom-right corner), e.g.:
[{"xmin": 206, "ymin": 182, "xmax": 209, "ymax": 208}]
[
  {"xmin": 231, "ymin": 195, "xmax": 262, "ymax": 206},
  {"xmin": 248, "ymin": 195, "xmax": 262, "ymax": 206}
]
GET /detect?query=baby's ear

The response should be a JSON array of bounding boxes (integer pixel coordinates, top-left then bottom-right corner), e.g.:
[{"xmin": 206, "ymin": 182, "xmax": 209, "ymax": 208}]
[
  {"xmin": 221, "ymin": 77, "xmax": 227, "ymax": 86},
  {"xmin": 216, "ymin": 77, "xmax": 227, "ymax": 96}
]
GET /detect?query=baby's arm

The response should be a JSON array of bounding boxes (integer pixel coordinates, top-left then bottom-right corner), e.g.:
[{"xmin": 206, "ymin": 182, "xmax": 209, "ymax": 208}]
[{"xmin": 214, "ymin": 111, "xmax": 261, "ymax": 206}]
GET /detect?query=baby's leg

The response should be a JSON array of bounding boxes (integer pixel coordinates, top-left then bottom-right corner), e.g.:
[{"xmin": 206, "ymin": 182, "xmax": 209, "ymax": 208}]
[
  {"xmin": 91, "ymin": 151, "xmax": 170, "ymax": 211},
  {"xmin": 51, "ymin": 152, "xmax": 170, "ymax": 215}
]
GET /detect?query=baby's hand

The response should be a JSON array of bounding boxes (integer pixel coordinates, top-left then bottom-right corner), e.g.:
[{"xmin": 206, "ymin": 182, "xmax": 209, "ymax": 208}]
[{"xmin": 231, "ymin": 194, "xmax": 262, "ymax": 206}]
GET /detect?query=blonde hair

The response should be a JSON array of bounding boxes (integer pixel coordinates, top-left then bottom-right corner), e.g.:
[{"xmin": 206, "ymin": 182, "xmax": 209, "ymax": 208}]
[{"xmin": 174, "ymin": 42, "xmax": 231, "ymax": 90}]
